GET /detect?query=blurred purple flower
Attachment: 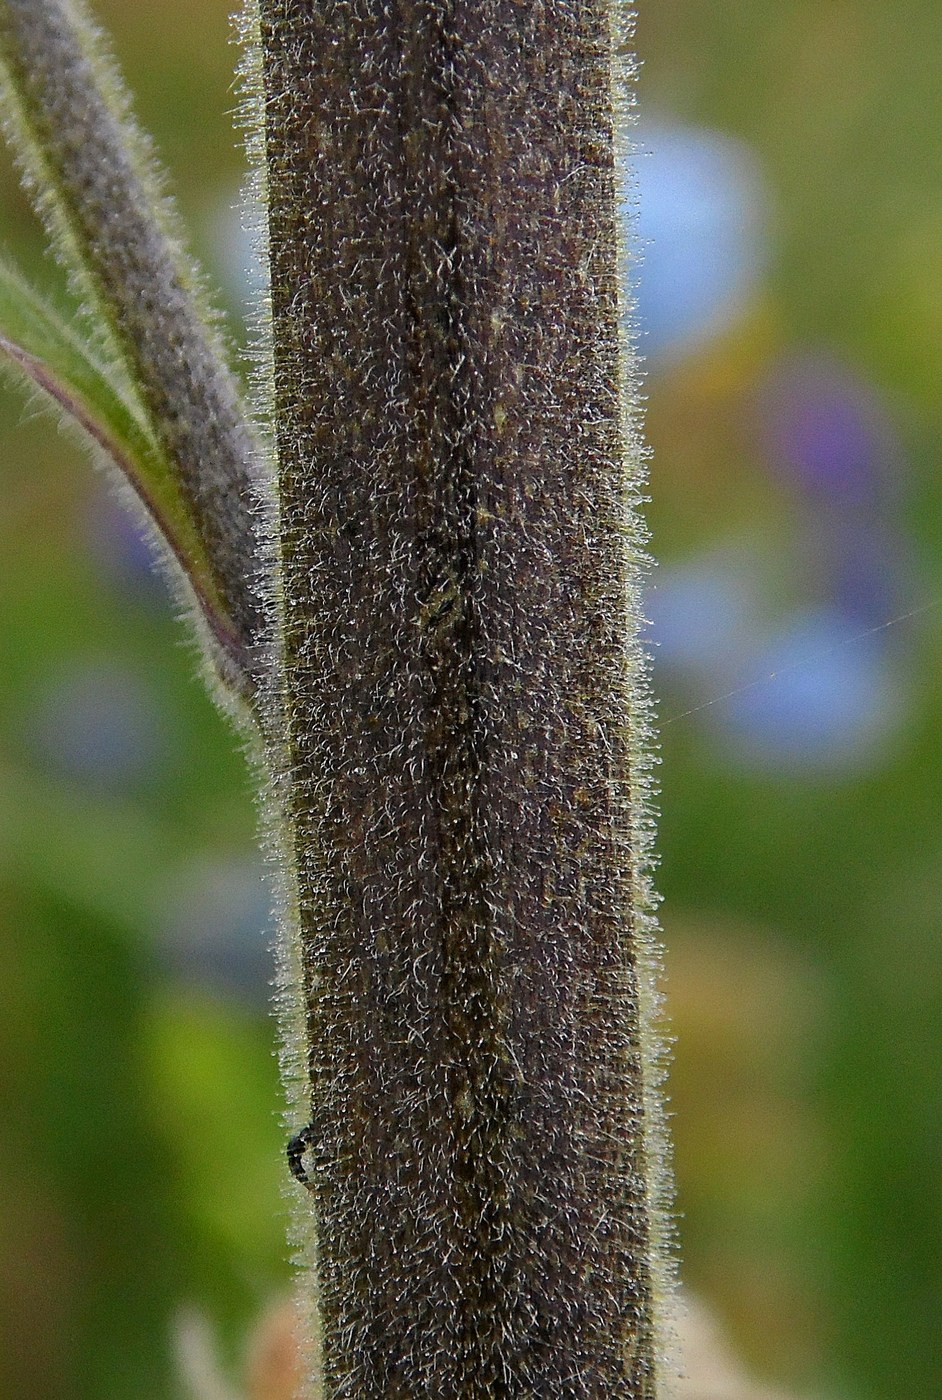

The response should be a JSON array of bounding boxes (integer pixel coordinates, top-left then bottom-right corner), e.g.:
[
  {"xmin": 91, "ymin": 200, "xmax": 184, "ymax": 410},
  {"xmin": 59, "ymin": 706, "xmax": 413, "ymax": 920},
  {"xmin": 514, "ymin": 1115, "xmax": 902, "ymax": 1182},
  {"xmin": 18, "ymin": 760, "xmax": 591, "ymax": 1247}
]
[
  {"xmin": 85, "ymin": 490, "xmax": 172, "ymax": 607},
  {"xmin": 755, "ymin": 354, "xmax": 903, "ymax": 506},
  {"xmin": 818, "ymin": 519, "xmax": 908, "ymax": 629},
  {"xmin": 29, "ymin": 658, "xmax": 166, "ymax": 792}
]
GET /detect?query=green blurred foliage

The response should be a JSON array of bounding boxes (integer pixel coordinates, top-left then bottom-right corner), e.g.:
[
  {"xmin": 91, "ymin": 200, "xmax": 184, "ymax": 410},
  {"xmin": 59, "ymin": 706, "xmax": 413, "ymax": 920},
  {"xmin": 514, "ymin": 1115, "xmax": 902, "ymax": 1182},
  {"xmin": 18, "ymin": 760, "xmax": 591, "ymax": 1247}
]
[
  {"xmin": 641, "ymin": 4, "xmax": 942, "ymax": 1399},
  {"xmin": 0, "ymin": 1, "xmax": 939, "ymax": 1397},
  {"xmin": 0, "ymin": 4, "xmax": 288, "ymax": 1397}
]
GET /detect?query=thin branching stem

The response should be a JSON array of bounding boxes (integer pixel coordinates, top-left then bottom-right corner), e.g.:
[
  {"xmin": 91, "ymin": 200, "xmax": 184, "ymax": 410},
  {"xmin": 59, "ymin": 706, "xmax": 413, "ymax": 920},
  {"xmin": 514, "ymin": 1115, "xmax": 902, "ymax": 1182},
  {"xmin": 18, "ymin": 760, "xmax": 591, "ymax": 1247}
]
[
  {"xmin": 0, "ymin": 0, "xmax": 270, "ymax": 695},
  {"xmin": 0, "ymin": 253, "xmax": 244, "ymax": 662}
]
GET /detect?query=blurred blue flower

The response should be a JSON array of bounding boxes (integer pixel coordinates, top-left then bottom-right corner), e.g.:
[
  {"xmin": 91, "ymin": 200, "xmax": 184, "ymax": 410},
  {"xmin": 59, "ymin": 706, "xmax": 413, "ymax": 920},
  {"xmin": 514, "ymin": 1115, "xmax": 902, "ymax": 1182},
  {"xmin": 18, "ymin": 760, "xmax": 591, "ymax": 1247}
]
[
  {"xmin": 649, "ymin": 549, "xmax": 909, "ymax": 773},
  {"xmin": 645, "ymin": 549, "xmax": 760, "ymax": 678},
  {"xmin": 628, "ymin": 123, "xmax": 769, "ymax": 362},
  {"xmin": 645, "ymin": 347, "xmax": 915, "ymax": 770},
  {"xmin": 29, "ymin": 658, "xmax": 166, "ymax": 792},
  {"xmin": 210, "ymin": 190, "xmax": 267, "ymax": 321},
  {"xmin": 715, "ymin": 608, "xmax": 903, "ymax": 771}
]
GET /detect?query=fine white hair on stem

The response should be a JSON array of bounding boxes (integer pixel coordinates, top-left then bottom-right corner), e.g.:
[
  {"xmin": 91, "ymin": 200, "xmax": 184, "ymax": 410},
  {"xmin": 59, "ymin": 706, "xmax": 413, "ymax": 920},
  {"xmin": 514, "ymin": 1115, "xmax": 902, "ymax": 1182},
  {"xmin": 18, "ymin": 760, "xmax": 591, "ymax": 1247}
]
[{"xmin": 252, "ymin": 0, "xmax": 672, "ymax": 1393}]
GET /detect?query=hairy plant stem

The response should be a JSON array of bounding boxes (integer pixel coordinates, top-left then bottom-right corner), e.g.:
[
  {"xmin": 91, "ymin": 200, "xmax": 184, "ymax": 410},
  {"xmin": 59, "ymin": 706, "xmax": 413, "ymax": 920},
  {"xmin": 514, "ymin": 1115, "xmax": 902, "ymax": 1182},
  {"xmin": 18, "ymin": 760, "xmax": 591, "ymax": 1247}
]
[
  {"xmin": 0, "ymin": 0, "xmax": 268, "ymax": 692},
  {"xmin": 257, "ymin": 2, "xmax": 667, "ymax": 1395}
]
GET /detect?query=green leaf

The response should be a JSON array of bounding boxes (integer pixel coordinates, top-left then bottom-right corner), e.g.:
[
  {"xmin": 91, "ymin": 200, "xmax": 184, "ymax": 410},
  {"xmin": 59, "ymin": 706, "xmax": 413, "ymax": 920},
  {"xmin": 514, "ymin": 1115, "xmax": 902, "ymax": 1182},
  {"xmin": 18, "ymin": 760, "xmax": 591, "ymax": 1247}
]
[{"xmin": 0, "ymin": 256, "xmax": 242, "ymax": 668}]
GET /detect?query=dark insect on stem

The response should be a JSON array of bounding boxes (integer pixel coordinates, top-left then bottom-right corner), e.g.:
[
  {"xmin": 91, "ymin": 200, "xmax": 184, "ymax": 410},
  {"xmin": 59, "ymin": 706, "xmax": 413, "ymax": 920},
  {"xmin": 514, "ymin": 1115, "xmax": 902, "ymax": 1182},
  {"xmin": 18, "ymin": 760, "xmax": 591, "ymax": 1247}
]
[{"xmin": 286, "ymin": 1123, "xmax": 324, "ymax": 1192}]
